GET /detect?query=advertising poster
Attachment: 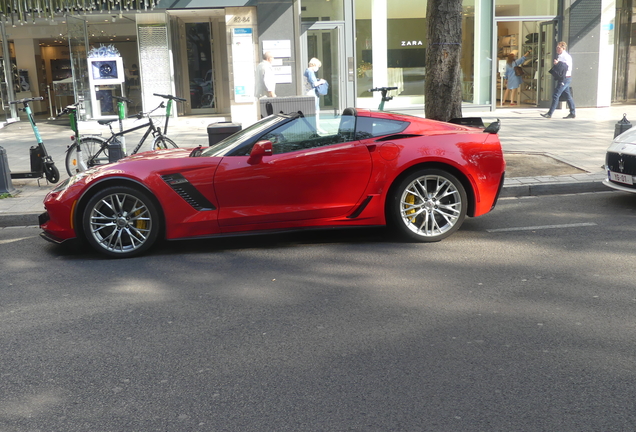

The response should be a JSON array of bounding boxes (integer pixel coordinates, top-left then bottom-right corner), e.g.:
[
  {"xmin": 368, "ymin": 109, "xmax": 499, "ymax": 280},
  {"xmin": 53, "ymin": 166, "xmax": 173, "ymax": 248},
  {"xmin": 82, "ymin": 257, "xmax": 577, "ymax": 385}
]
[{"xmin": 232, "ymin": 28, "xmax": 255, "ymax": 102}]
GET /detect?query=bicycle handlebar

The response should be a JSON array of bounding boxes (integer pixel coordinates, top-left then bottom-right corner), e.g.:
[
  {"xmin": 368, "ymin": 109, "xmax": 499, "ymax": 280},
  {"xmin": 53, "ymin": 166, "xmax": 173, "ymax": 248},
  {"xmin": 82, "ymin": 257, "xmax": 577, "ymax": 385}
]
[
  {"xmin": 10, "ymin": 97, "xmax": 44, "ymax": 105},
  {"xmin": 153, "ymin": 93, "xmax": 186, "ymax": 102},
  {"xmin": 113, "ymin": 96, "xmax": 133, "ymax": 104},
  {"xmin": 57, "ymin": 102, "xmax": 82, "ymax": 116}
]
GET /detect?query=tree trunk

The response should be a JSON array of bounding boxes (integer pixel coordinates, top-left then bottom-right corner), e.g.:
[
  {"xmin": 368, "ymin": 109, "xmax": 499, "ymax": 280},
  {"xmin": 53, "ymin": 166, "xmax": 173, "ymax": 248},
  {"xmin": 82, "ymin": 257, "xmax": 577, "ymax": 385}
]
[{"xmin": 425, "ymin": 0, "xmax": 463, "ymax": 121}]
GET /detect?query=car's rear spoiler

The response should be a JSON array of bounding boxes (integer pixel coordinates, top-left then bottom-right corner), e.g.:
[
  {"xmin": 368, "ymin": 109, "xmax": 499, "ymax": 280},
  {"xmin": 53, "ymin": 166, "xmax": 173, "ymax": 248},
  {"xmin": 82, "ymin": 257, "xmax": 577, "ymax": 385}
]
[{"xmin": 449, "ymin": 117, "xmax": 500, "ymax": 134}]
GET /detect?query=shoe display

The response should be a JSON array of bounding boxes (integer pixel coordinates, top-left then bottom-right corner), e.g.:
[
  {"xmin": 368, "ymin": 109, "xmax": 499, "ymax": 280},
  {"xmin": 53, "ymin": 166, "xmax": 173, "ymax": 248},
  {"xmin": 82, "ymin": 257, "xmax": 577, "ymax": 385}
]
[
  {"xmin": 540, "ymin": 113, "xmax": 551, "ymax": 118},
  {"xmin": 563, "ymin": 113, "xmax": 576, "ymax": 119}
]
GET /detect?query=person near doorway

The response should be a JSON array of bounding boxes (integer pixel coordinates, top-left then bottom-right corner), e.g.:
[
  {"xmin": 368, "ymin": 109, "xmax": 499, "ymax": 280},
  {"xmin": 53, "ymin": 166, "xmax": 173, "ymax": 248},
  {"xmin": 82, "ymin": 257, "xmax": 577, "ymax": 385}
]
[
  {"xmin": 255, "ymin": 51, "xmax": 276, "ymax": 98},
  {"xmin": 502, "ymin": 50, "xmax": 530, "ymax": 106},
  {"xmin": 541, "ymin": 41, "xmax": 576, "ymax": 119},
  {"xmin": 304, "ymin": 57, "xmax": 327, "ymax": 133}
]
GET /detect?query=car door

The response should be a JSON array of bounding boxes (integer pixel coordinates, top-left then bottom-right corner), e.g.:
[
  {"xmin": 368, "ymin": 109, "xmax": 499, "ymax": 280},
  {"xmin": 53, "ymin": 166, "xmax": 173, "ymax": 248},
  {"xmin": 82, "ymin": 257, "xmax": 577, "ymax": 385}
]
[{"xmin": 214, "ymin": 116, "xmax": 373, "ymax": 228}]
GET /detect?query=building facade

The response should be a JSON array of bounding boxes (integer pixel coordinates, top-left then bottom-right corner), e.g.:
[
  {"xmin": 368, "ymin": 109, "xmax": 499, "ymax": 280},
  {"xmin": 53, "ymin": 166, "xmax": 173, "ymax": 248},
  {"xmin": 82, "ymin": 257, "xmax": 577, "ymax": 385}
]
[{"xmin": 0, "ymin": 0, "xmax": 631, "ymax": 126}]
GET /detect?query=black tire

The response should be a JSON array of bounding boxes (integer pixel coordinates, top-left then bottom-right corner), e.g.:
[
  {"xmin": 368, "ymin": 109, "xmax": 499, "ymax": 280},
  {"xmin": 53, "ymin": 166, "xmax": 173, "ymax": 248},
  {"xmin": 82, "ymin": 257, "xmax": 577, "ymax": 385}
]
[
  {"xmin": 65, "ymin": 137, "xmax": 109, "ymax": 176},
  {"xmin": 152, "ymin": 135, "xmax": 178, "ymax": 150},
  {"xmin": 82, "ymin": 186, "xmax": 160, "ymax": 258},
  {"xmin": 388, "ymin": 169, "xmax": 467, "ymax": 242},
  {"xmin": 44, "ymin": 161, "xmax": 60, "ymax": 184}
]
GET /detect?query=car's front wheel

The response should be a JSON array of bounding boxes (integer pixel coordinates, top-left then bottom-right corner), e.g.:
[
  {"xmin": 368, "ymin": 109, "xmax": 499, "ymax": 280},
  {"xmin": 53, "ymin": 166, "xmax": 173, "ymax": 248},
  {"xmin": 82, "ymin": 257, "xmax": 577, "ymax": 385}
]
[
  {"xmin": 82, "ymin": 186, "xmax": 160, "ymax": 258},
  {"xmin": 389, "ymin": 169, "xmax": 467, "ymax": 242}
]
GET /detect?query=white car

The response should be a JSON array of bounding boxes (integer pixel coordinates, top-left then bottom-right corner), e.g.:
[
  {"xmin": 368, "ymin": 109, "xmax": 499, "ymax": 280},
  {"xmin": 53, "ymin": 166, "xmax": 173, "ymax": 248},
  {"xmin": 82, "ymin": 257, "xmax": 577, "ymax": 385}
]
[{"xmin": 604, "ymin": 127, "xmax": 636, "ymax": 193}]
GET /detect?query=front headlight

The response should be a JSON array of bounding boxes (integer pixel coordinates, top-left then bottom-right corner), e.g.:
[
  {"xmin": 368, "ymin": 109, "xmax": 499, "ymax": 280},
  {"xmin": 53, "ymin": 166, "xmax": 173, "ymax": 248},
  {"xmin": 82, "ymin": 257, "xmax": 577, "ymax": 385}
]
[
  {"xmin": 52, "ymin": 177, "xmax": 71, "ymax": 192},
  {"xmin": 52, "ymin": 168, "xmax": 100, "ymax": 192}
]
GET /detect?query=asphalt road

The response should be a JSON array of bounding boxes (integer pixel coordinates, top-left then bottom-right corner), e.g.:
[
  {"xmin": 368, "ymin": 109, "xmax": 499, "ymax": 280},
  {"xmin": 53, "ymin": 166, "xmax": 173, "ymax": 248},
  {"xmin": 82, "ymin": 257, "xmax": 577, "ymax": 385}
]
[{"xmin": 1, "ymin": 190, "xmax": 636, "ymax": 431}]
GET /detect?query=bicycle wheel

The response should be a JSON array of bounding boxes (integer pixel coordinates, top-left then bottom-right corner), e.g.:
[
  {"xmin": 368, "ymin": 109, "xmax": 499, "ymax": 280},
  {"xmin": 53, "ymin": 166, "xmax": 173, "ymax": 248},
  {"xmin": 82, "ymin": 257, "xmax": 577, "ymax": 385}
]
[
  {"xmin": 152, "ymin": 135, "xmax": 178, "ymax": 150},
  {"xmin": 65, "ymin": 137, "xmax": 109, "ymax": 176}
]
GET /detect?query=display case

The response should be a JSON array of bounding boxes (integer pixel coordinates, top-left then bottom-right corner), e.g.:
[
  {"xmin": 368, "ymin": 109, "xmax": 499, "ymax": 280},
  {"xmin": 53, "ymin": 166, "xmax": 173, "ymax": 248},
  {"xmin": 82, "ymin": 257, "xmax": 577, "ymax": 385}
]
[
  {"xmin": 497, "ymin": 33, "xmax": 518, "ymax": 101},
  {"xmin": 519, "ymin": 23, "xmax": 540, "ymax": 106}
]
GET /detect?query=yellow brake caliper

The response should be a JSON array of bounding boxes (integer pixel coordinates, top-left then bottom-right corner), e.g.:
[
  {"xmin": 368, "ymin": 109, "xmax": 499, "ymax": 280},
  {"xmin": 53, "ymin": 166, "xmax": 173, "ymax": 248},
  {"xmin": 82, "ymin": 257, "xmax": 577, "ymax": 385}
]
[
  {"xmin": 405, "ymin": 192, "xmax": 416, "ymax": 222},
  {"xmin": 133, "ymin": 209, "xmax": 147, "ymax": 230}
]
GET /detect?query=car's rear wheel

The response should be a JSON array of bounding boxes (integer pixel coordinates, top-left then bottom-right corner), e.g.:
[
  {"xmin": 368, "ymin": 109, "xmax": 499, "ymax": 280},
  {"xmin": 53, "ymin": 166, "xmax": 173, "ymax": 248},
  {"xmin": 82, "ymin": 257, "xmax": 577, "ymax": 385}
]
[
  {"xmin": 389, "ymin": 169, "xmax": 467, "ymax": 242},
  {"xmin": 82, "ymin": 186, "xmax": 160, "ymax": 258}
]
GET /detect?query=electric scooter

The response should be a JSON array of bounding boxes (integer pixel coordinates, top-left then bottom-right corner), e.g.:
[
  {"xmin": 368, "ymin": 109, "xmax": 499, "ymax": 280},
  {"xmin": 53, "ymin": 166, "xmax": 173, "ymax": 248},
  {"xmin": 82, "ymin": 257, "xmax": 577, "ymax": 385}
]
[
  {"xmin": 9, "ymin": 97, "xmax": 60, "ymax": 184},
  {"xmin": 369, "ymin": 86, "xmax": 398, "ymax": 111}
]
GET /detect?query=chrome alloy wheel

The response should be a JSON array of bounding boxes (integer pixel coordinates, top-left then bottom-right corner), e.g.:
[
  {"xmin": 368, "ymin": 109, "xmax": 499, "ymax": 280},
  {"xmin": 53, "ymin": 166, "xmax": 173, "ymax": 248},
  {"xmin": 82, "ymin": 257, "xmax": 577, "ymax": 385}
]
[
  {"xmin": 398, "ymin": 172, "xmax": 465, "ymax": 240},
  {"xmin": 85, "ymin": 189, "xmax": 157, "ymax": 256}
]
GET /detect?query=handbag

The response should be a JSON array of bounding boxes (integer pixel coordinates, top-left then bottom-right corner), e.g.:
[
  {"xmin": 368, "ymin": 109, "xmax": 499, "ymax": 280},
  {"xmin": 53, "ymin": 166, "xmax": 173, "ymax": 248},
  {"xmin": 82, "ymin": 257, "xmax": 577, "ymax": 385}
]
[
  {"xmin": 316, "ymin": 80, "xmax": 329, "ymax": 96},
  {"xmin": 514, "ymin": 66, "xmax": 523, "ymax": 76}
]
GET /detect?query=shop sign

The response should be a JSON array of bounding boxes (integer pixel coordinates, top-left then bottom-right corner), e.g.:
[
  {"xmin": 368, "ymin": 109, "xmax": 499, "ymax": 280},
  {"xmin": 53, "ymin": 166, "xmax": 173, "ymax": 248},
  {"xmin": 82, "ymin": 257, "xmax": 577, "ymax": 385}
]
[{"xmin": 401, "ymin": 40, "xmax": 424, "ymax": 47}]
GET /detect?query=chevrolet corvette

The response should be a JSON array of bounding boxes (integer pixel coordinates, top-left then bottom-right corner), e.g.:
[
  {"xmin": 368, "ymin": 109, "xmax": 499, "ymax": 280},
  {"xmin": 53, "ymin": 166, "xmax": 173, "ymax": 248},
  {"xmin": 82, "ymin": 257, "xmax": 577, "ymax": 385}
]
[{"xmin": 40, "ymin": 108, "xmax": 506, "ymax": 257}]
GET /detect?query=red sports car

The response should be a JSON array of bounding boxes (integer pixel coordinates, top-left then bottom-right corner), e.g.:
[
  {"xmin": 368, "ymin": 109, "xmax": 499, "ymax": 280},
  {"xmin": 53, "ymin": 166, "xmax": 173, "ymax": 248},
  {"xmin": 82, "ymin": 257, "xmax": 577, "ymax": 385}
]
[{"xmin": 39, "ymin": 109, "xmax": 506, "ymax": 258}]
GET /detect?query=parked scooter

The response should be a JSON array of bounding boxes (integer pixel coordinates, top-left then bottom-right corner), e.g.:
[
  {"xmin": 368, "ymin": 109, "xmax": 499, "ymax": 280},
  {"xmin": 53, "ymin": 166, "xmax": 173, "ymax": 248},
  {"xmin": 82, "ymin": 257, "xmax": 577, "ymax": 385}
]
[
  {"xmin": 9, "ymin": 97, "xmax": 60, "ymax": 184},
  {"xmin": 369, "ymin": 86, "xmax": 398, "ymax": 111}
]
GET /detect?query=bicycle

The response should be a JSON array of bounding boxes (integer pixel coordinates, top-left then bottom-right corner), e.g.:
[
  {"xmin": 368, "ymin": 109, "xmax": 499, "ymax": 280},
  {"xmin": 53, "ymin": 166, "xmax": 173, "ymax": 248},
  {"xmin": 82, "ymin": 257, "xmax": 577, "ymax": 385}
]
[
  {"xmin": 9, "ymin": 96, "xmax": 60, "ymax": 184},
  {"xmin": 64, "ymin": 93, "xmax": 185, "ymax": 176},
  {"xmin": 369, "ymin": 86, "xmax": 398, "ymax": 111}
]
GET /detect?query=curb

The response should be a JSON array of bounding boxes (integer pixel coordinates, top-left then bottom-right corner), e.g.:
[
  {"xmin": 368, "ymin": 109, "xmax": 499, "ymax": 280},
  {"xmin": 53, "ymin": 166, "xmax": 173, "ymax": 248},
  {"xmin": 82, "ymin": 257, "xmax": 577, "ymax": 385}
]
[
  {"xmin": 0, "ymin": 178, "xmax": 611, "ymax": 228},
  {"xmin": 0, "ymin": 212, "xmax": 40, "ymax": 227},
  {"xmin": 500, "ymin": 178, "xmax": 608, "ymax": 198}
]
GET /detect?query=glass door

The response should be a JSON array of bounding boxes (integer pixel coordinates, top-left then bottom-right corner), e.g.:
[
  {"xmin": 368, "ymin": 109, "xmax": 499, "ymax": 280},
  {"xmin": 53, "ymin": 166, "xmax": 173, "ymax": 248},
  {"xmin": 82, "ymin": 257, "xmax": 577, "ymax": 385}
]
[
  {"xmin": 67, "ymin": 16, "xmax": 91, "ymax": 120},
  {"xmin": 186, "ymin": 21, "xmax": 216, "ymax": 113},
  {"xmin": 612, "ymin": 0, "xmax": 631, "ymax": 102},
  {"xmin": 301, "ymin": 23, "xmax": 345, "ymax": 115},
  {"xmin": 538, "ymin": 20, "xmax": 556, "ymax": 108}
]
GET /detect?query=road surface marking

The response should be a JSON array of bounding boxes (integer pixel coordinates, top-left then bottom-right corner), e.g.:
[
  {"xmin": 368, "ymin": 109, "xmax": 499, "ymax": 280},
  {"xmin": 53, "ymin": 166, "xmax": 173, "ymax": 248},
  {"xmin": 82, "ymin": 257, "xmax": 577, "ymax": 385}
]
[{"xmin": 487, "ymin": 222, "xmax": 597, "ymax": 233}]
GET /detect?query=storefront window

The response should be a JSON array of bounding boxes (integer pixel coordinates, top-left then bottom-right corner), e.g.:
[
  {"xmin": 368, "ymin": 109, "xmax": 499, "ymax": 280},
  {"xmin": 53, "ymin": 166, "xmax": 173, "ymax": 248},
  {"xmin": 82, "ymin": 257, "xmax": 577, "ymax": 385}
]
[
  {"xmin": 301, "ymin": 0, "xmax": 345, "ymax": 21},
  {"xmin": 355, "ymin": 0, "xmax": 492, "ymax": 109},
  {"xmin": 495, "ymin": 0, "xmax": 557, "ymax": 17}
]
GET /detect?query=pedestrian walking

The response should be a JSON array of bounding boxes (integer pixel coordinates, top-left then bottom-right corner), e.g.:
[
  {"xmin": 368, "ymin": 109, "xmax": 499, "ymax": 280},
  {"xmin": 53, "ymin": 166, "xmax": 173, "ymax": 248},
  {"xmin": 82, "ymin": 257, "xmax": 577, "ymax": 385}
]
[{"xmin": 541, "ymin": 41, "xmax": 576, "ymax": 119}]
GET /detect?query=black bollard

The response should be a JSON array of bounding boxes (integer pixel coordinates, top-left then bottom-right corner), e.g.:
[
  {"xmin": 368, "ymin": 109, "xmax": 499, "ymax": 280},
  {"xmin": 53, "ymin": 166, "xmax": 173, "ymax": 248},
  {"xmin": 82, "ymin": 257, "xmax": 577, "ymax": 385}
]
[
  {"xmin": 0, "ymin": 146, "xmax": 17, "ymax": 195},
  {"xmin": 614, "ymin": 113, "xmax": 632, "ymax": 138}
]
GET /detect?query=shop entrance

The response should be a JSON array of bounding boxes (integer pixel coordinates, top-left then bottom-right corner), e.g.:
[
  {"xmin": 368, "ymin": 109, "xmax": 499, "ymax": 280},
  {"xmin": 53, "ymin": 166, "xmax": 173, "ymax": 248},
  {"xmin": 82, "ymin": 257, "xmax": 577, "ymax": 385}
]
[
  {"xmin": 185, "ymin": 21, "xmax": 216, "ymax": 113},
  {"xmin": 301, "ymin": 22, "xmax": 346, "ymax": 115},
  {"xmin": 495, "ymin": 19, "xmax": 557, "ymax": 108},
  {"xmin": 170, "ymin": 12, "xmax": 227, "ymax": 116}
]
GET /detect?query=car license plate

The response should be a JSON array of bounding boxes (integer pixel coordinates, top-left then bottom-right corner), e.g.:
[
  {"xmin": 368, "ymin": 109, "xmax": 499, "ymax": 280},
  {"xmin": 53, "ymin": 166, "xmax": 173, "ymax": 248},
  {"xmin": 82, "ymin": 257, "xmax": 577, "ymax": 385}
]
[{"xmin": 609, "ymin": 171, "xmax": 634, "ymax": 185}]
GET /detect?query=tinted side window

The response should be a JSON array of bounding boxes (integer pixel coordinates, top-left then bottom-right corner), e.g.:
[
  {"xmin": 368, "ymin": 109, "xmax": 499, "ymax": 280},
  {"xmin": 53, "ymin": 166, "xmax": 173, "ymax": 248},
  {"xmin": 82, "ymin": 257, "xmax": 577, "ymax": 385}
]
[
  {"xmin": 258, "ymin": 116, "xmax": 354, "ymax": 155},
  {"xmin": 355, "ymin": 117, "xmax": 409, "ymax": 140},
  {"xmin": 260, "ymin": 117, "xmax": 319, "ymax": 154}
]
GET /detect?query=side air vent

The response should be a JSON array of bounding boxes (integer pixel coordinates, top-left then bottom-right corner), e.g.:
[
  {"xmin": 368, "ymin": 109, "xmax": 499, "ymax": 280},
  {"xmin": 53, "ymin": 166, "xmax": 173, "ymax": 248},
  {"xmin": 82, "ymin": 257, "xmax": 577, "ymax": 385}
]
[
  {"xmin": 161, "ymin": 174, "xmax": 216, "ymax": 211},
  {"xmin": 375, "ymin": 134, "xmax": 421, "ymax": 142}
]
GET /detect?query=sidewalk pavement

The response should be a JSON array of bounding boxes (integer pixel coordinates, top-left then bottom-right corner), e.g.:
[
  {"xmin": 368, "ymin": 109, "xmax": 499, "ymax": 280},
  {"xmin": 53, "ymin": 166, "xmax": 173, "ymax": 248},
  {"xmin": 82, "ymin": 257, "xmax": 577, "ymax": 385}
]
[{"xmin": 1, "ymin": 104, "xmax": 631, "ymax": 227}]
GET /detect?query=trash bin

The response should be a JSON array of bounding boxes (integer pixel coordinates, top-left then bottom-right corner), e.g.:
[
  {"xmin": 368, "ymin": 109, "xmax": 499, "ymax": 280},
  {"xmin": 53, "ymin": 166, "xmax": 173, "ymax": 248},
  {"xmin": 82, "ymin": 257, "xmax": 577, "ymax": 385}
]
[{"xmin": 207, "ymin": 122, "xmax": 242, "ymax": 146}]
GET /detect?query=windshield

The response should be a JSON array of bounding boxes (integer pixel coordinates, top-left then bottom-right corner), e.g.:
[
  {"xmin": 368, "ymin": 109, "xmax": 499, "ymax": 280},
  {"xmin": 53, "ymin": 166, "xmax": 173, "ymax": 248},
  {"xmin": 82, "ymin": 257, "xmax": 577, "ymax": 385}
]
[{"xmin": 201, "ymin": 116, "xmax": 288, "ymax": 157}]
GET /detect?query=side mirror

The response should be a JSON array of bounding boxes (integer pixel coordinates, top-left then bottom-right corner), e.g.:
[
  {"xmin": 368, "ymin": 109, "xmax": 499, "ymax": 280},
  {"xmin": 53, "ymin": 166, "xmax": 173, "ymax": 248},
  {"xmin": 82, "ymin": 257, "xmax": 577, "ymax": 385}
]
[{"xmin": 248, "ymin": 140, "xmax": 273, "ymax": 164}]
